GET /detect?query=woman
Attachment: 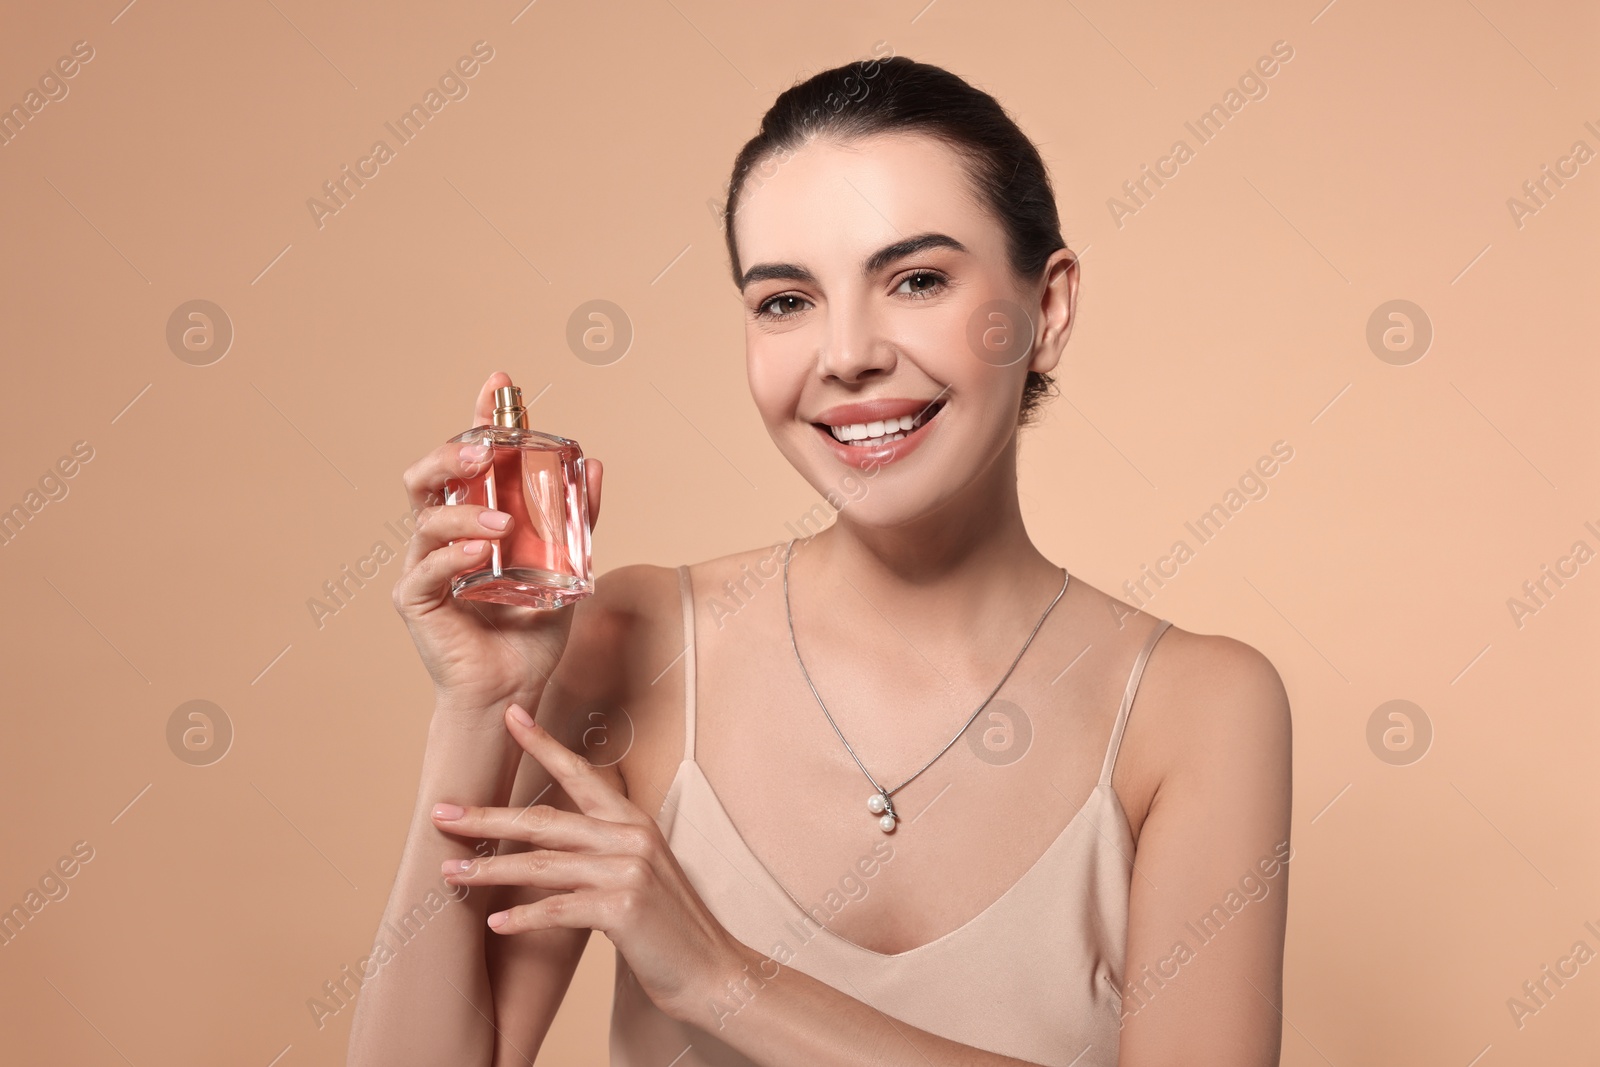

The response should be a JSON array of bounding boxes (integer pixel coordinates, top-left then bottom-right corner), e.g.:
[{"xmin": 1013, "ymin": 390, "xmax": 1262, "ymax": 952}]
[{"xmin": 349, "ymin": 56, "xmax": 1292, "ymax": 1067}]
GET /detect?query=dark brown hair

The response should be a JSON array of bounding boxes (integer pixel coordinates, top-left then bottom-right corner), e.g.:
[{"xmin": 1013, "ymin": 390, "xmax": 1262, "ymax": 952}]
[{"xmin": 722, "ymin": 54, "xmax": 1068, "ymax": 426}]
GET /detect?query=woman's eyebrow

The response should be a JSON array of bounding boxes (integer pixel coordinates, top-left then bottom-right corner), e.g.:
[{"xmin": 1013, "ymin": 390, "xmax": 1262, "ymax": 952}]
[
  {"xmin": 862, "ymin": 232, "xmax": 968, "ymax": 274},
  {"xmin": 739, "ymin": 232, "xmax": 969, "ymax": 291}
]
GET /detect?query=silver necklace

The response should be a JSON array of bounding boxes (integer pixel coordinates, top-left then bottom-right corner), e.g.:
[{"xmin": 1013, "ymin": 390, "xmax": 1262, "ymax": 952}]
[{"xmin": 781, "ymin": 538, "xmax": 1070, "ymax": 833}]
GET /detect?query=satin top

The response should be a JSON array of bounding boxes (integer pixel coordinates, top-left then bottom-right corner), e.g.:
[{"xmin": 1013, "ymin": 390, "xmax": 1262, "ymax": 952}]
[{"xmin": 609, "ymin": 565, "xmax": 1172, "ymax": 1066}]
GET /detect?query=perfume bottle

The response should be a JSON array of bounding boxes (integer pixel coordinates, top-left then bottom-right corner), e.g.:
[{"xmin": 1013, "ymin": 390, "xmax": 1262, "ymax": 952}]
[{"xmin": 445, "ymin": 384, "xmax": 594, "ymax": 609}]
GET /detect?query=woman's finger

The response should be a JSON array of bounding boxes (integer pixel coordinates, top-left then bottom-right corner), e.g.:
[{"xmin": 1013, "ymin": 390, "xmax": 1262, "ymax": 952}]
[
  {"xmin": 504, "ymin": 706, "xmax": 639, "ymax": 821},
  {"xmin": 585, "ymin": 458, "xmax": 603, "ymax": 531},
  {"xmin": 430, "ymin": 796, "xmax": 612, "ymax": 852},
  {"xmin": 393, "ymin": 537, "xmax": 497, "ymax": 616},
  {"xmin": 401, "ymin": 440, "xmax": 495, "ymax": 512},
  {"xmin": 472, "ymin": 371, "xmax": 512, "ymax": 428},
  {"xmin": 483, "ymin": 888, "xmax": 637, "ymax": 935},
  {"xmin": 430, "ymin": 790, "xmax": 655, "ymax": 855},
  {"xmin": 442, "ymin": 850, "xmax": 653, "ymax": 895},
  {"xmin": 402, "ymin": 502, "xmax": 514, "ymax": 569}
]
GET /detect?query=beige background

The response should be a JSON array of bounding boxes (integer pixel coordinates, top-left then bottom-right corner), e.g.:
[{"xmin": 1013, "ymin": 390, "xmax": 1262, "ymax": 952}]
[{"xmin": 1, "ymin": 0, "xmax": 1595, "ymax": 1063}]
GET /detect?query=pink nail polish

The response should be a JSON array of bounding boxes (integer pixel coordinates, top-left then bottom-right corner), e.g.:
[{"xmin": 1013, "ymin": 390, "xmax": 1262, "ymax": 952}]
[
  {"xmin": 487, "ymin": 911, "xmax": 509, "ymax": 928},
  {"xmin": 433, "ymin": 803, "xmax": 465, "ymax": 821},
  {"xmin": 508, "ymin": 704, "xmax": 535, "ymax": 728},
  {"xmin": 479, "ymin": 509, "xmax": 511, "ymax": 530}
]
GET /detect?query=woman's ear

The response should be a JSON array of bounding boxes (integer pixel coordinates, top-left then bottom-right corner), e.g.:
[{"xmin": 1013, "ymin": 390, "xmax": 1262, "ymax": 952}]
[{"xmin": 1028, "ymin": 248, "xmax": 1080, "ymax": 377}]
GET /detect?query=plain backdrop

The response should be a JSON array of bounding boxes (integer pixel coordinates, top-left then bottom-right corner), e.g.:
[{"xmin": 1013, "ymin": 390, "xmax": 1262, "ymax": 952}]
[{"xmin": 0, "ymin": 1, "xmax": 1595, "ymax": 1064}]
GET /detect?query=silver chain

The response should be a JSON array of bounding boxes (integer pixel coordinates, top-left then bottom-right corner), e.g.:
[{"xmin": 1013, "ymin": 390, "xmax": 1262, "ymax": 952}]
[{"xmin": 781, "ymin": 537, "xmax": 1070, "ymax": 807}]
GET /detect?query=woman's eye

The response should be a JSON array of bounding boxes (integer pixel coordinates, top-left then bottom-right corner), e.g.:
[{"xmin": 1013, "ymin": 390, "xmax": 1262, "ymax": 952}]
[
  {"xmin": 896, "ymin": 270, "xmax": 946, "ymax": 297},
  {"xmin": 755, "ymin": 294, "xmax": 810, "ymax": 319}
]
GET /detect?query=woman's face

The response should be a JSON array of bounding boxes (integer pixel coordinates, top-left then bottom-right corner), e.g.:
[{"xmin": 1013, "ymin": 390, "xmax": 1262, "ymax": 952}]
[{"xmin": 731, "ymin": 131, "xmax": 1071, "ymax": 529}]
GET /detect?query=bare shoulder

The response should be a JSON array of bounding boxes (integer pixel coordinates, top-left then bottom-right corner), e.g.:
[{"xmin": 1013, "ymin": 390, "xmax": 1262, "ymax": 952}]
[
  {"xmin": 1073, "ymin": 580, "xmax": 1290, "ymax": 754},
  {"xmin": 537, "ymin": 566, "xmax": 688, "ymax": 758},
  {"xmin": 1139, "ymin": 622, "xmax": 1291, "ymax": 764},
  {"xmin": 1122, "ymin": 616, "xmax": 1292, "ymax": 835},
  {"xmin": 539, "ymin": 549, "xmax": 783, "ymax": 799},
  {"xmin": 1066, "ymin": 581, "xmax": 1291, "ymax": 837},
  {"xmin": 681, "ymin": 541, "xmax": 789, "ymax": 590}
]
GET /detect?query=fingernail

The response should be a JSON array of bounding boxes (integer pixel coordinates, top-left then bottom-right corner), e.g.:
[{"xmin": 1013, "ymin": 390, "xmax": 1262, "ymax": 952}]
[
  {"xmin": 487, "ymin": 911, "xmax": 509, "ymax": 928},
  {"xmin": 460, "ymin": 444, "xmax": 491, "ymax": 463},
  {"xmin": 441, "ymin": 859, "xmax": 473, "ymax": 873},
  {"xmin": 433, "ymin": 803, "xmax": 465, "ymax": 821},
  {"xmin": 507, "ymin": 703, "xmax": 535, "ymax": 728},
  {"xmin": 462, "ymin": 539, "xmax": 487, "ymax": 554},
  {"xmin": 479, "ymin": 510, "xmax": 511, "ymax": 530}
]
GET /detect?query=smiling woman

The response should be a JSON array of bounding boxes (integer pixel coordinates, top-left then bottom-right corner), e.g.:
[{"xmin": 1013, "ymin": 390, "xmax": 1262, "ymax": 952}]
[{"xmin": 350, "ymin": 55, "xmax": 1291, "ymax": 1067}]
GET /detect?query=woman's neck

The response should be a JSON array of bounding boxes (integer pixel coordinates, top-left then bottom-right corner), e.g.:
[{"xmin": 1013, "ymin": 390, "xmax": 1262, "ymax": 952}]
[{"xmin": 797, "ymin": 436, "xmax": 1062, "ymax": 635}]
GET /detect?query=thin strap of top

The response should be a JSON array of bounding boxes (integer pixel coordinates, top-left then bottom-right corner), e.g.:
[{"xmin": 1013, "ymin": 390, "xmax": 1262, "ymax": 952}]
[
  {"xmin": 676, "ymin": 565, "xmax": 697, "ymax": 762},
  {"xmin": 1098, "ymin": 618, "xmax": 1173, "ymax": 787}
]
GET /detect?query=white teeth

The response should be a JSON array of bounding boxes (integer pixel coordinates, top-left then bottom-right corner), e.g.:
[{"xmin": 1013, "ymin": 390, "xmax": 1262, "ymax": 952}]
[{"xmin": 825, "ymin": 407, "xmax": 938, "ymax": 444}]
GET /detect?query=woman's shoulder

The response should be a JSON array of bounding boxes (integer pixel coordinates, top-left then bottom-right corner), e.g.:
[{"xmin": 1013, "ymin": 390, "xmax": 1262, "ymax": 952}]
[
  {"xmin": 1062, "ymin": 575, "xmax": 1286, "ymax": 777},
  {"xmin": 558, "ymin": 544, "xmax": 788, "ymax": 679},
  {"xmin": 1104, "ymin": 601, "xmax": 1292, "ymax": 798},
  {"xmin": 584, "ymin": 542, "xmax": 787, "ymax": 605}
]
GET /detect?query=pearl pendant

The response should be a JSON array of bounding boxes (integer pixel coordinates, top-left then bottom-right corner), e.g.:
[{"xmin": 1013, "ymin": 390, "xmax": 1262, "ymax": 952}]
[{"xmin": 867, "ymin": 792, "xmax": 896, "ymax": 832}]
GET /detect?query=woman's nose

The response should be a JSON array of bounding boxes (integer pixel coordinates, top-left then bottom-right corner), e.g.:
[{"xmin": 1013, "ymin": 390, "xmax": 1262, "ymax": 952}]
[{"xmin": 815, "ymin": 304, "xmax": 896, "ymax": 383}]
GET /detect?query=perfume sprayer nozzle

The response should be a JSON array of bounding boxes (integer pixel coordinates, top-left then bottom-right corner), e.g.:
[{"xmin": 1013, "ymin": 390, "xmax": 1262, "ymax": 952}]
[{"xmin": 492, "ymin": 385, "xmax": 528, "ymax": 429}]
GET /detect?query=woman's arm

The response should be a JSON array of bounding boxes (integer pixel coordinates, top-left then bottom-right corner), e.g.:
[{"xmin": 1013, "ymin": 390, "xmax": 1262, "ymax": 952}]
[
  {"xmin": 345, "ymin": 698, "xmax": 541, "ymax": 1067},
  {"xmin": 1113, "ymin": 631, "xmax": 1294, "ymax": 1066},
  {"xmin": 347, "ymin": 569, "xmax": 654, "ymax": 1067},
  {"xmin": 346, "ymin": 593, "xmax": 630, "ymax": 1067}
]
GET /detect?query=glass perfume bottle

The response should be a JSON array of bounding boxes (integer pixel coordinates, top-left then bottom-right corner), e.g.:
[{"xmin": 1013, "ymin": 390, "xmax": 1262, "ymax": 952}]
[{"xmin": 445, "ymin": 384, "xmax": 594, "ymax": 609}]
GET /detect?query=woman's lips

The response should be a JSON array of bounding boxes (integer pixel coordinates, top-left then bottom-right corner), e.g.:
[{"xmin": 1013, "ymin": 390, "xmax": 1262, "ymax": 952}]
[{"xmin": 811, "ymin": 401, "xmax": 944, "ymax": 470}]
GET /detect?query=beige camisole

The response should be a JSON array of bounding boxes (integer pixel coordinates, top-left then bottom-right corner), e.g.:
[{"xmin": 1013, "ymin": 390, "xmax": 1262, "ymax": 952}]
[{"xmin": 609, "ymin": 565, "xmax": 1172, "ymax": 1066}]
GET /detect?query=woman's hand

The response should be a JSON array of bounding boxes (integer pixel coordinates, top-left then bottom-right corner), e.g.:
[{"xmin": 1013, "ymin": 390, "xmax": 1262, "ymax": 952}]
[
  {"xmin": 393, "ymin": 371, "xmax": 603, "ymax": 716},
  {"xmin": 432, "ymin": 703, "xmax": 745, "ymax": 1021}
]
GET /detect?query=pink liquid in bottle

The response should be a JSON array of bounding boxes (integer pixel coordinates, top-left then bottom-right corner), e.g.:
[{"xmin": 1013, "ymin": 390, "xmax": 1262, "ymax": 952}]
[{"xmin": 446, "ymin": 385, "xmax": 593, "ymax": 609}]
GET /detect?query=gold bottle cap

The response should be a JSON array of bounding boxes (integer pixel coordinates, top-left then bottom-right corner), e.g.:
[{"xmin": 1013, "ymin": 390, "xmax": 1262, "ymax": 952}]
[{"xmin": 492, "ymin": 385, "xmax": 528, "ymax": 429}]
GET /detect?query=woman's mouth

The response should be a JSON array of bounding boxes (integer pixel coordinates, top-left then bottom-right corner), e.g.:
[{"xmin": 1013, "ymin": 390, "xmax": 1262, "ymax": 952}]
[{"xmin": 810, "ymin": 398, "xmax": 946, "ymax": 468}]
